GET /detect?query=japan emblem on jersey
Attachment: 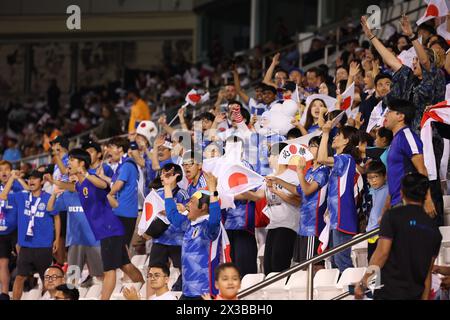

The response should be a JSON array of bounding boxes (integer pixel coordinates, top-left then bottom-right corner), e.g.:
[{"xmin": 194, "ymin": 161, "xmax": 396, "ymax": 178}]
[
  {"xmin": 38, "ymin": 203, "xmax": 46, "ymax": 211},
  {"xmin": 83, "ymin": 187, "xmax": 89, "ymax": 198},
  {"xmin": 192, "ymin": 227, "xmax": 200, "ymax": 239}
]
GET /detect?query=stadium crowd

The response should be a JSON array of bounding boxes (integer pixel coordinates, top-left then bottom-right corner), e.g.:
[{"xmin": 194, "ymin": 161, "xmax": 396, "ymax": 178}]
[{"xmin": 0, "ymin": 11, "xmax": 449, "ymax": 301}]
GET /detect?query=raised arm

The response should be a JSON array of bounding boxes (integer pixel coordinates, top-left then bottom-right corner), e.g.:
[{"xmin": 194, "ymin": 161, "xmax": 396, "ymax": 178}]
[
  {"xmin": 361, "ymin": 16, "xmax": 403, "ymax": 72},
  {"xmin": 0, "ymin": 171, "xmax": 20, "ymax": 200},
  {"xmin": 400, "ymin": 14, "xmax": 430, "ymax": 71},
  {"xmin": 203, "ymin": 172, "xmax": 221, "ymax": 240},
  {"xmin": 263, "ymin": 53, "xmax": 280, "ymax": 88},
  {"xmin": 232, "ymin": 68, "xmax": 250, "ymax": 104},
  {"xmin": 162, "ymin": 171, "xmax": 188, "ymax": 228},
  {"xmin": 317, "ymin": 121, "xmax": 335, "ymax": 166},
  {"xmin": 347, "ymin": 62, "xmax": 360, "ymax": 89},
  {"xmin": 151, "ymin": 135, "xmax": 165, "ymax": 171},
  {"xmin": 158, "ymin": 115, "xmax": 176, "ymax": 136},
  {"xmin": 295, "ymin": 158, "xmax": 320, "ymax": 196}
]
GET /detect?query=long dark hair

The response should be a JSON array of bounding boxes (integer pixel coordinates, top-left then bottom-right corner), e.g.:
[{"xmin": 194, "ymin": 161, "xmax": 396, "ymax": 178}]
[
  {"xmin": 339, "ymin": 126, "xmax": 361, "ymax": 162},
  {"xmin": 305, "ymin": 99, "xmax": 325, "ymax": 131}
]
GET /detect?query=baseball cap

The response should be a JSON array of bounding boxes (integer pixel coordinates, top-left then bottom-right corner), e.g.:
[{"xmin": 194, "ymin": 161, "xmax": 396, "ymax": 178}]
[
  {"xmin": 50, "ymin": 136, "xmax": 69, "ymax": 150},
  {"xmin": 82, "ymin": 140, "xmax": 102, "ymax": 153}
]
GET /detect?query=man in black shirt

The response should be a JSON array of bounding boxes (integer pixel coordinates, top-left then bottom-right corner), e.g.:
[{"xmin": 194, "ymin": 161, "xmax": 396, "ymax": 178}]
[{"xmin": 355, "ymin": 173, "xmax": 442, "ymax": 300}]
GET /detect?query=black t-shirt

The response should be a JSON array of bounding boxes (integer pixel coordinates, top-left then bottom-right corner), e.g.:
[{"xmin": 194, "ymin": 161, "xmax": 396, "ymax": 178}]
[{"xmin": 374, "ymin": 204, "xmax": 442, "ymax": 300}]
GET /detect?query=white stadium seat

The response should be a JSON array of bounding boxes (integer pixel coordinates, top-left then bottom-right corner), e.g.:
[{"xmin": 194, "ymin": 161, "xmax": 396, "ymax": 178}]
[
  {"xmin": 85, "ymin": 284, "xmax": 102, "ymax": 299},
  {"xmin": 351, "ymin": 237, "xmax": 368, "ymax": 268},
  {"xmin": 285, "ymin": 270, "xmax": 307, "ymax": 300},
  {"xmin": 240, "ymin": 273, "xmax": 265, "ymax": 300},
  {"xmin": 261, "ymin": 272, "xmax": 289, "ymax": 300},
  {"xmin": 131, "ymin": 254, "xmax": 148, "ymax": 269},
  {"xmin": 314, "ymin": 268, "xmax": 340, "ymax": 288},
  {"xmin": 21, "ymin": 289, "xmax": 42, "ymax": 300}
]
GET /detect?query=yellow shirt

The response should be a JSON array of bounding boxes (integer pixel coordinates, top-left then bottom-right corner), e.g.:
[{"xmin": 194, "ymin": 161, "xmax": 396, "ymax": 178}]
[{"xmin": 128, "ymin": 99, "xmax": 151, "ymax": 133}]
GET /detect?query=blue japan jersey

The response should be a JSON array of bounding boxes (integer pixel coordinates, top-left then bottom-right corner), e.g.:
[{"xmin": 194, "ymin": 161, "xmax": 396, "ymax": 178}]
[
  {"xmin": 297, "ymin": 165, "xmax": 330, "ymax": 237},
  {"xmin": 153, "ymin": 187, "xmax": 190, "ymax": 246},
  {"xmin": 327, "ymin": 154, "xmax": 358, "ymax": 235},
  {"xmin": 387, "ymin": 126, "xmax": 423, "ymax": 206},
  {"xmin": 165, "ymin": 198, "xmax": 221, "ymax": 297}
]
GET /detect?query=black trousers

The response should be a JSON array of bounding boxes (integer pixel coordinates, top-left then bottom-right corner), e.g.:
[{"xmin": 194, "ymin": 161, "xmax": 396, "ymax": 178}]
[
  {"xmin": 431, "ymin": 133, "xmax": 444, "ymax": 227},
  {"xmin": 226, "ymin": 229, "xmax": 258, "ymax": 277},
  {"xmin": 263, "ymin": 227, "xmax": 297, "ymax": 276}
]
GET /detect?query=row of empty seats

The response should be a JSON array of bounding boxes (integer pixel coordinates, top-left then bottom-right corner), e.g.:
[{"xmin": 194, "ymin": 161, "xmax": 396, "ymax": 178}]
[{"xmin": 240, "ymin": 268, "xmax": 366, "ymax": 300}]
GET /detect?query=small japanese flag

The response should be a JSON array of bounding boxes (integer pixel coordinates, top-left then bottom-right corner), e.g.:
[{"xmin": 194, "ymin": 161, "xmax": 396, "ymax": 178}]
[
  {"xmin": 416, "ymin": 0, "xmax": 449, "ymax": 26},
  {"xmin": 218, "ymin": 164, "xmax": 265, "ymax": 196},
  {"xmin": 397, "ymin": 47, "xmax": 417, "ymax": 70},
  {"xmin": 137, "ymin": 189, "xmax": 166, "ymax": 236},
  {"xmin": 185, "ymin": 89, "xmax": 210, "ymax": 106},
  {"xmin": 340, "ymin": 82, "xmax": 355, "ymax": 111}
]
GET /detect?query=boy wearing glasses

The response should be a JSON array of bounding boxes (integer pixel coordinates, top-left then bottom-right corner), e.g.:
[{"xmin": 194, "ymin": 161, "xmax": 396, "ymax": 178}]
[
  {"xmin": 183, "ymin": 151, "xmax": 207, "ymax": 197},
  {"xmin": 123, "ymin": 264, "xmax": 177, "ymax": 300}
]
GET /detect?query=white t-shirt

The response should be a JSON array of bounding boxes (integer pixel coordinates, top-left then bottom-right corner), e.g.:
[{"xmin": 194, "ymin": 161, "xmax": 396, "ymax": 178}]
[
  {"xmin": 150, "ymin": 291, "xmax": 178, "ymax": 300},
  {"xmin": 262, "ymin": 169, "xmax": 300, "ymax": 232}
]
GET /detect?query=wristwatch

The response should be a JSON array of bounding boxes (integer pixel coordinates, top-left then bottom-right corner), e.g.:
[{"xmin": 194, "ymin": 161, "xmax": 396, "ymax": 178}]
[{"xmin": 409, "ymin": 33, "xmax": 418, "ymax": 41}]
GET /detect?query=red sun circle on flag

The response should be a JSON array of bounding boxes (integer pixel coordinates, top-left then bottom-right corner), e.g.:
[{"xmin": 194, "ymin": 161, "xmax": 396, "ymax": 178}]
[
  {"xmin": 188, "ymin": 94, "xmax": 202, "ymax": 103},
  {"xmin": 425, "ymin": 4, "xmax": 439, "ymax": 17},
  {"xmin": 228, "ymin": 172, "xmax": 248, "ymax": 188},
  {"xmin": 341, "ymin": 96, "xmax": 352, "ymax": 110},
  {"xmin": 141, "ymin": 122, "xmax": 146, "ymax": 128},
  {"xmin": 145, "ymin": 203, "xmax": 153, "ymax": 221},
  {"xmin": 289, "ymin": 145, "xmax": 297, "ymax": 154}
]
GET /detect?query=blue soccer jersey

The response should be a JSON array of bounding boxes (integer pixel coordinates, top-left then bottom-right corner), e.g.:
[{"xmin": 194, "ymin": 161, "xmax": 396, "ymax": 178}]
[
  {"xmin": 12, "ymin": 191, "xmax": 58, "ymax": 248},
  {"xmin": 327, "ymin": 154, "xmax": 358, "ymax": 235},
  {"xmin": 111, "ymin": 157, "xmax": 139, "ymax": 218},
  {"xmin": 75, "ymin": 177, "xmax": 124, "ymax": 240},
  {"xmin": 248, "ymin": 133, "xmax": 285, "ymax": 176},
  {"xmin": 186, "ymin": 173, "xmax": 207, "ymax": 197},
  {"xmin": 0, "ymin": 191, "xmax": 18, "ymax": 236},
  {"xmin": 297, "ymin": 165, "xmax": 330, "ymax": 237},
  {"xmin": 153, "ymin": 187, "xmax": 190, "ymax": 246},
  {"xmin": 53, "ymin": 191, "xmax": 99, "ymax": 247},
  {"xmin": 88, "ymin": 163, "xmax": 114, "ymax": 178},
  {"xmin": 387, "ymin": 126, "xmax": 423, "ymax": 206},
  {"xmin": 165, "ymin": 198, "xmax": 222, "ymax": 298}
]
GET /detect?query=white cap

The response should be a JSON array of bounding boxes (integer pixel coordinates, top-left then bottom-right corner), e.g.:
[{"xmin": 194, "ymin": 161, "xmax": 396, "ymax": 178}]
[{"xmin": 136, "ymin": 121, "xmax": 158, "ymax": 144}]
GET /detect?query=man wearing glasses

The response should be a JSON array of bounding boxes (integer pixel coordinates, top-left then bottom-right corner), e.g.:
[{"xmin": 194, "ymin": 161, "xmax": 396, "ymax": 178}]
[
  {"xmin": 123, "ymin": 264, "xmax": 176, "ymax": 300},
  {"xmin": 41, "ymin": 265, "xmax": 65, "ymax": 300}
]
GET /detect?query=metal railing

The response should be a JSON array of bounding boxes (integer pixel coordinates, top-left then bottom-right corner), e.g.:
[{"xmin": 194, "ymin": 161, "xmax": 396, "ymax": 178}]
[{"xmin": 237, "ymin": 228, "xmax": 380, "ymax": 300}]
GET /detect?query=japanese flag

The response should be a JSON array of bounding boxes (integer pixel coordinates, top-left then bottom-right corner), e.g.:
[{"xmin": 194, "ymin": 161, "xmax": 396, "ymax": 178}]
[
  {"xmin": 318, "ymin": 214, "xmax": 331, "ymax": 254},
  {"xmin": 278, "ymin": 144, "xmax": 314, "ymax": 165},
  {"xmin": 437, "ymin": 21, "xmax": 450, "ymax": 45},
  {"xmin": 137, "ymin": 190, "xmax": 166, "ymax": 236},
  {"xmin": 185, "ymin": 89, "xmax": 210, "ymax": 106},
  {"xmin": 397, "ymin": 47, "xmax": 417, "ymax": 70},
  {"xmin": 218, "ymin": 164, "xmax": 265, "ymax": 196},
  {"xmin": 416, "ymin": 0, "xmax": 449, "ymax": 25},
  {"xmin": 340, "ymin": 82, "xmax": 355, "ymax": 111},
  {"xmin": 366, "ymin": 101, "xmax": 387, "ymax": 133},
  {"xmin": 420, "ymin": 100, "xmax": 450, "ymax": 180}
]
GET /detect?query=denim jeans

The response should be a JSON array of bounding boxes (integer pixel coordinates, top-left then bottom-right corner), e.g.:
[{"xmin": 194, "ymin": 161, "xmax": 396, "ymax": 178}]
[{"xmin": 331, "ymin": 229, "xmax": 354, "ymax": 273}]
